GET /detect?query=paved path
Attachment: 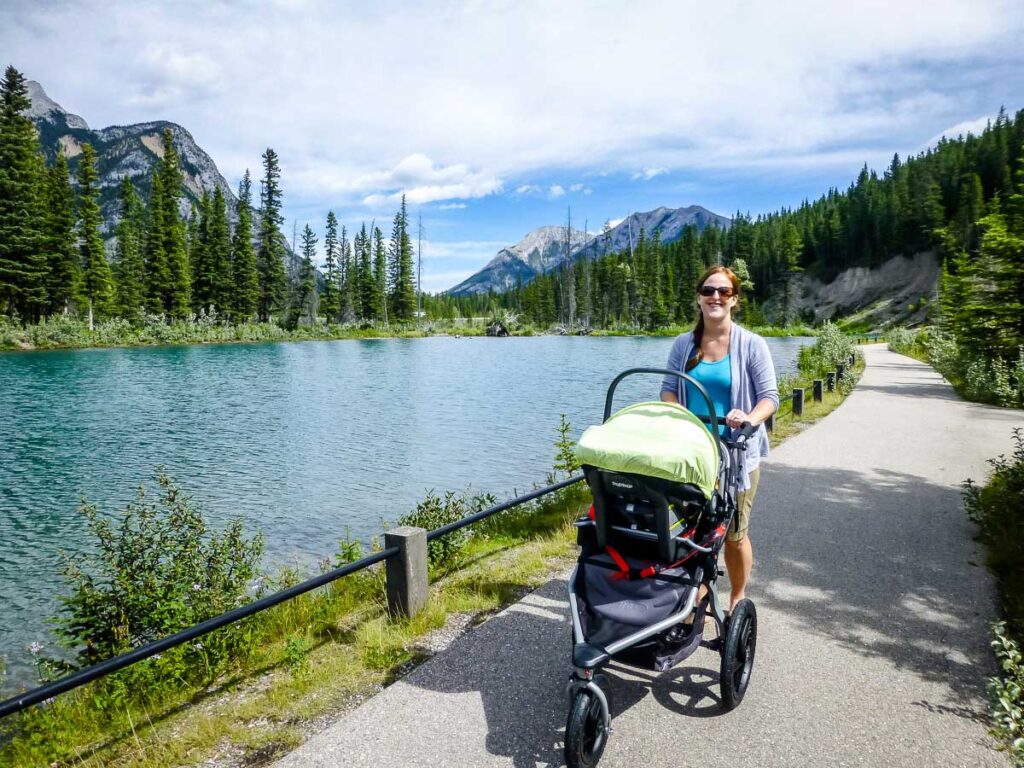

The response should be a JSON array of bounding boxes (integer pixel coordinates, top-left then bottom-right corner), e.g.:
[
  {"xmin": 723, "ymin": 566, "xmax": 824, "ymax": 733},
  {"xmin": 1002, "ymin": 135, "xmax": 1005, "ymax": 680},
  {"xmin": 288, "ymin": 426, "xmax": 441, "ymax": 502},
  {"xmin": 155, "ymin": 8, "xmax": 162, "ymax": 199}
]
[{"xmin": 274, "ymin": 346, "xmax": 1023, "ymax": 768}]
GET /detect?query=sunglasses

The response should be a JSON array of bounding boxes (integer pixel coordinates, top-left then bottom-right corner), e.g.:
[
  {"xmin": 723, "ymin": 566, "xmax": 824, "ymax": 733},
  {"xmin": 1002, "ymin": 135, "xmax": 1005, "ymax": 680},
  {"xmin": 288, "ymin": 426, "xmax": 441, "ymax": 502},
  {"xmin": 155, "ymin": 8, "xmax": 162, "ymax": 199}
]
[{"xmin": 698, "ymin": 285, "xmax": 736, "ymax": 298}]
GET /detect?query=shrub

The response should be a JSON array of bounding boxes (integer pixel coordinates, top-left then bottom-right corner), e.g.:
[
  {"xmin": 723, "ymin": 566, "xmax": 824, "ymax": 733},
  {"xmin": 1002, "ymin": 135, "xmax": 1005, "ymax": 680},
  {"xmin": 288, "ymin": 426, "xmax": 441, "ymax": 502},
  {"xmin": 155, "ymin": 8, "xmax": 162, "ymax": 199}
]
[
  {"xmin": 965, "ymin": 431, "xmax": 1024, "ymax": 763},
  {"xmin": 396, "ymin": 490, "xmax": 496, "ymax": 569},
  {"xmin": 990, "ymin": 621, "xmax": 1024, "ymax": 765},
  {"xmin": 55, "ymin": 473, "xmax": 264, "ymax": 687}
]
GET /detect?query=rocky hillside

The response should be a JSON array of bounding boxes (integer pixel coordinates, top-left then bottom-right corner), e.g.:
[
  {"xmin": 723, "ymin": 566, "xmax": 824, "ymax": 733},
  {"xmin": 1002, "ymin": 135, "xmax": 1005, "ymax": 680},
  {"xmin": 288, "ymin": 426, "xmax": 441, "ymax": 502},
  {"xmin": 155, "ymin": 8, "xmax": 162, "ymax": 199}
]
[
  {"xmin": 28, "ymin": 81, "xmax": 235, "ymax": 235},
  {"xmin": 765, "ymin": 251, "xmax": 940, "ymax": 327},
  {"xmin": 448, "ymin": 205, "xmax": 730, "ymax": 295},
  {"xmin": 26, "ymin": 80, "xmax": 301, "ymax": 271},
  {"xmin": 449, "ymin": 225, "xmax": 589, "ymax": 295}
]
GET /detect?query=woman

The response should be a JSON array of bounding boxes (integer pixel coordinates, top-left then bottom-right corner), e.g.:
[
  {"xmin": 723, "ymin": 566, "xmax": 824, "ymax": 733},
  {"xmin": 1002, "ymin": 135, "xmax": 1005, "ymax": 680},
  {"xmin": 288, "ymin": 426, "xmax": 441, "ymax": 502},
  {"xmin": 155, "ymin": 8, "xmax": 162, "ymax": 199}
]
[{"xmin": 660, "ymin": 265, "xmax": 778, "ymax": 611}]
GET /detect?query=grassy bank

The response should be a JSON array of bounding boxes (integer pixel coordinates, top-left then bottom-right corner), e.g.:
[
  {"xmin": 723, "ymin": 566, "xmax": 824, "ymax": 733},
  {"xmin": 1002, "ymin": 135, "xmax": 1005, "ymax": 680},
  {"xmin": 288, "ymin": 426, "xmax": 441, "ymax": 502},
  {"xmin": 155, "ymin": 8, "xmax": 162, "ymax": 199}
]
[
  {"xmin": 0, "ymin": 314, "xmax": 818, "ymax": 352},
  {"xmin": 0, "ymin": 466, "xmax": 590, "ymax": 768}
]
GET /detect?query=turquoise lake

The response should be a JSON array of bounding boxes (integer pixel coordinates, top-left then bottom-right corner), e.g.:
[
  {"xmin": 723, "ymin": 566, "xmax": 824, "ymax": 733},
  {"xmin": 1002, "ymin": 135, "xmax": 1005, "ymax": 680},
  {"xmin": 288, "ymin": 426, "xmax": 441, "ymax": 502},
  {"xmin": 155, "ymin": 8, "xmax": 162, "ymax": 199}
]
[{"xmin": 0, "ymin": 335, "xmax": 810, "ymax": 685}]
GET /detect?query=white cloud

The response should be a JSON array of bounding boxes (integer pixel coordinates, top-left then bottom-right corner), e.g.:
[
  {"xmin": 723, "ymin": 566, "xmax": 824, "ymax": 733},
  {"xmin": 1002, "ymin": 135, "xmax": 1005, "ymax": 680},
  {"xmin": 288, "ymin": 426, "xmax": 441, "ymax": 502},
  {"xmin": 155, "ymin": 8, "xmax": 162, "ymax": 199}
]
[
  {"xmin": 632, "ymin": 167, "xmax": 668, "ymax": 181},
  {"xmin": 924, "ymin": 115, "xmax": 995, "ymax": 149},
  {"xmin": 5, "ymin": 0, "xmax": 1022, "ymax": 221},
  {"xmin": 515, "ymin": 184, "xmax": 538, "ymax": 195},
  {"xmin": 548, "ymin": 184, "xmax": 565, "ymax": 198},
  {"xmin": 606, "ymin": 217, "xmax": 625, "ymax": 229},
  {"xmin": 438, "ymin": 202, "xmax": 467, "ymax": 210}
]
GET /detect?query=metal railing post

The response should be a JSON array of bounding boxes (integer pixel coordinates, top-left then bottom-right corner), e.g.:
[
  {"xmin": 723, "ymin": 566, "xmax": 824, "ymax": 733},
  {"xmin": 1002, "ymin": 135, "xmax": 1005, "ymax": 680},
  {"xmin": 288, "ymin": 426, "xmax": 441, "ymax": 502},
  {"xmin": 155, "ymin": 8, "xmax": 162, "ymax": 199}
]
[
  {"xmin": 792, "ymin": 388, "xmax": 804, "ymax": 417},
  {"xmin": 385, "ymin": 526, "xmax": 429, "ymax": 618},
  {"xmin": 827, "ymin": 372, "xmax": 836, "ymax": 392},
  {"xmin": 813, "ymin": 379, "xmax": 823, "ymax": 402},
  {"xmin": 837, "ymin": 364, "xmax": 845, "ymax": 381}
]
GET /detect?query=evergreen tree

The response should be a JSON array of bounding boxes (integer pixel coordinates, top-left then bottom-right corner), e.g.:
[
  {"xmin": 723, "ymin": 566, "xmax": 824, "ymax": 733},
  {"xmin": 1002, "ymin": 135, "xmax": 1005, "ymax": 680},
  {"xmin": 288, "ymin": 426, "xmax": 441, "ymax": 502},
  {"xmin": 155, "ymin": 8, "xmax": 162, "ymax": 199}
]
[
  {"xmin": 189, "ymin": 195, "xmax": 212, "ymax": 312},
  {"xmin": 373, "ymin": 225, "xmax": 387, "ymax": 323},
  {"xmin": 231, "ymin": 171, "xmax": 258, "ymax": 320},
  {"xmin": 0, "ymin": 65, "xmax": 47, "ymax": 321},
  {"xmin": 158, "ymin": 129, "xmax": 191, "ymax": 318},
  {"xmin": 143, "ymin": 168, "xmax": 170, "ymax": 315},
  {"xmin": 290, "ymin": 223, "xmax": 317, "ymax": 327},
  {"xmin": 339, "ymin": 225, "xmax": 356, "ymax": 322},
  {"xmin": 113, "ymin": 177, "xmax": 145, "ymax": 319},
  {"xmin": 387, "ymin": 196, "xmax": 416, "ymax": 320},
  {"xmin": 320, "ymin": 210, "xmax": 340, "ymax": 321},
  {"xmin": 44, "ymin": 153, "xmax": 80, "ymax": 316},
  {"xmin": 207, "ymin": 187, "xmax": 232, "ymax": 315},
  {"xmin": 256, "ymin": 148, "xmax": 288, "ymax": 322},
  {"xmin": 76, "ymin": 143, "xmax": 114, "ymax": 328}
]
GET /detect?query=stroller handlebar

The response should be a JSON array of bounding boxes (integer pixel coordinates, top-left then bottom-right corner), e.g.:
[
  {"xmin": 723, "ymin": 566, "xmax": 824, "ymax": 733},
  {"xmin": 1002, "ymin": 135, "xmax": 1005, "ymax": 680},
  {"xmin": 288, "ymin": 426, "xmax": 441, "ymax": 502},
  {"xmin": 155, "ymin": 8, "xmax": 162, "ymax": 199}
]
[{"xmin": 604, "ymin": 367, "xmax": 720, "ymax": 437}]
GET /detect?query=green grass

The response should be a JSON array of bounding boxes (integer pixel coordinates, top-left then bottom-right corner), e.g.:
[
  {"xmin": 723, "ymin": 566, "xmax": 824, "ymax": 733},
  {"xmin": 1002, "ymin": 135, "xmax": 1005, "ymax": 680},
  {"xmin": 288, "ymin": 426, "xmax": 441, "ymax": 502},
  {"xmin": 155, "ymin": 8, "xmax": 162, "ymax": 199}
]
[{"xmin": 0, "ymin": 484, "xmax": 589, "ymax": 768}]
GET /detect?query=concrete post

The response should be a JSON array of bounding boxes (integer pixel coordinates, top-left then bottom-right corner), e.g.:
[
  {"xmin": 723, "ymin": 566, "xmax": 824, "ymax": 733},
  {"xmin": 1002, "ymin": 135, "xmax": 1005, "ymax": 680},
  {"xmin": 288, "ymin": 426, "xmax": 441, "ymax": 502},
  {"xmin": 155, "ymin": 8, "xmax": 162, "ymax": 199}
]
[
  {"xmin": 827, "ymin": 372, "xmax": 836, "ymax": 392},
  {"xmin": 837, "ymin": 363, "xmax": 845, "ymax": 381},
  {"xmin": 385, "ymin": 526, "xmax": 428, "ymax": 619},
  {"xmin": 792, "ymin": 388, "xmax": 804, "ymax": 417},
  {"xmin": 813, "ymin": 379, "xmax": 823, "ymax": 402}
]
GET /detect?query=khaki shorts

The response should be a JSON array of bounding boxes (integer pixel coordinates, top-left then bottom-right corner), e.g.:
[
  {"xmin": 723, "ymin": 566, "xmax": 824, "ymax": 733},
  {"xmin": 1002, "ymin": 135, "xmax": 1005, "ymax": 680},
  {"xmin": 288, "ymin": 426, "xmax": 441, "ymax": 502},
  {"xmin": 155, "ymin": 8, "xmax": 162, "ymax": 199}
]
[{"xmin": 728, "ymin": 467, "xmax": 760, "ymax": 542}]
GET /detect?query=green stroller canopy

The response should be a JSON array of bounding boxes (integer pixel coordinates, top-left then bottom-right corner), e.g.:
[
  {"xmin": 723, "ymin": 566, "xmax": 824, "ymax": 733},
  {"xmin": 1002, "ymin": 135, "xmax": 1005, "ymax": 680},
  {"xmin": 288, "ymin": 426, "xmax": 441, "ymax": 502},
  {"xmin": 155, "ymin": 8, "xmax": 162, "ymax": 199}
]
[{"xmin": 575, "ymin": 401, "xmax": 720, "ymax": 499}]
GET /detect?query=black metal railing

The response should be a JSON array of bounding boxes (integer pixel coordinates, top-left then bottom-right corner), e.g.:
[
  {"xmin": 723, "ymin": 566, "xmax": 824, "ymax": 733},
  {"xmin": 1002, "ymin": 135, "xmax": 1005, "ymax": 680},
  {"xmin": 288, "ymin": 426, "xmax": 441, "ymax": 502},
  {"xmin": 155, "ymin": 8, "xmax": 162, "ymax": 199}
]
[{"xmin": 0, "ymin": 474, "xmax": 584, "ymax": 720}]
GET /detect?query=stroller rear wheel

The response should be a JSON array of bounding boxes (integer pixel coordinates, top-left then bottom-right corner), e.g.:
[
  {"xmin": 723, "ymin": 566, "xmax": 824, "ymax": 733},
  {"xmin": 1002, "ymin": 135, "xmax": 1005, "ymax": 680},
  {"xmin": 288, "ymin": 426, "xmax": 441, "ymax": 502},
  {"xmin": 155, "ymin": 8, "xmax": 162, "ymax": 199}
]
[
  {"xmin": 565, "ymin": 685, "xmax": 609, "ymax": 768},
  {"xmin": 720, "ymin": 598, "xmax": 757, "ymax": 711}
]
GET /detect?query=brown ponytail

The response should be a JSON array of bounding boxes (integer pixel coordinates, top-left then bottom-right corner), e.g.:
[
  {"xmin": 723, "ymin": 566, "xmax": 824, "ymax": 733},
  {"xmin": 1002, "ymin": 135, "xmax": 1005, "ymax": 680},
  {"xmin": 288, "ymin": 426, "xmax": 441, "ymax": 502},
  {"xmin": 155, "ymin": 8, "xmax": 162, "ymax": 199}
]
[
  {"xmin": 686, "ymin": 265, "xmax": 740, "ymax": 372},
  {"xmin": 685, "ymin": 314, "xmax": 704, "ymax": 372}
]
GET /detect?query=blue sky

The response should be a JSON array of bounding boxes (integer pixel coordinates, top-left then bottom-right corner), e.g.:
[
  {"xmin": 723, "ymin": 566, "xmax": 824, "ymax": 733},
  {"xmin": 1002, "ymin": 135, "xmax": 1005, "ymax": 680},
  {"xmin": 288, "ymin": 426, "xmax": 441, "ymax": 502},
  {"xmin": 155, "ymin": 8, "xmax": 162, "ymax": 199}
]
[{"xmin": 3, "ymin": 0, "xmax": 1024, "ymax": 290}]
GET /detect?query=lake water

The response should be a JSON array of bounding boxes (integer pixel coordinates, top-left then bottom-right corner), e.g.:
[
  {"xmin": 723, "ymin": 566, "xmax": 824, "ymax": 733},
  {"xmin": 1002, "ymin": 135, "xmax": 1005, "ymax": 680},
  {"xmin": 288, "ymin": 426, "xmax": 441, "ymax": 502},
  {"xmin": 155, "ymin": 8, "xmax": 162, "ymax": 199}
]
[{"xmin": 0, "ymin": 335, "xmax": 810, "ymax": 686}]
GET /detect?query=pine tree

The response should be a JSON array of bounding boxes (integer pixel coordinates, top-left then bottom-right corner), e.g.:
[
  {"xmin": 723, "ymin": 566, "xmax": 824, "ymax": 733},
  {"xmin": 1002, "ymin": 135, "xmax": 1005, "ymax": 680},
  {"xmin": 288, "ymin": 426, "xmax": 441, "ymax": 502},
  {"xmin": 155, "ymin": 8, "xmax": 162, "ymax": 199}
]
[
  {"xmin": 320, "ymin": 210, "xmax": 340, "ymax": 321},
  {"xmin": 113, "ymin": 177, "xmax": 145, "ymax": 319},
  {"xmin": 373, "ymin": 225, "xmax": 387, "ymax": 323},
  {"xmin": 0, "ymin": 65, "xmax": 47, "ymax": 321},
  {"xmin": 339, "ymin": 225, "xmax": 355, "ymax": 322},
  {"xmin": 291, "ymin": 223, "xmax": 317, "ymax": 327},
  {"xmin": 158, "ymin": 129, "xmax": 191, "ymax": 318},
  {"xmin": 357, "ymin": 224, "xmax": 374, "ymax": 321},
  {"xmin": 256, "ymin": 148, "xmax": 287, "ymax": 322},
  {"xmin": 207, "ymin": 187, "xmax": 232, "ymax": 316},
  {"xmin": 231, "ymin": 171, "xmax": 258, "ymax": 320},
  {"xmin": 44, "ymin": 152, "xmax": 80, "ymax": 316},
  {"xmin": 387, "ymin": 196, "xmax": 416, "ymax": 320},
  {"xmin": 190, "ymin": 195, "xmax": 212, "ymax": 312},
  {"xmin": 143, "ymin": 168, "xmax": 170, "ymax": 315},
  {"xmin": 77, "ymin": 143, "xmax": 114, "ymax": 328}
]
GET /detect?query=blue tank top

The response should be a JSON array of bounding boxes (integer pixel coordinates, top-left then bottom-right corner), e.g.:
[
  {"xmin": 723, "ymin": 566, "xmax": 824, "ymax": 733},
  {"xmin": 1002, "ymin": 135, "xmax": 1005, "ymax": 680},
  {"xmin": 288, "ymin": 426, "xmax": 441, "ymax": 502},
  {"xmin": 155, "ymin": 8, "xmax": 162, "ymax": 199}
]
[{"xmin": 684, "ymin": 354, "xmax": 732, "ymax": 435}]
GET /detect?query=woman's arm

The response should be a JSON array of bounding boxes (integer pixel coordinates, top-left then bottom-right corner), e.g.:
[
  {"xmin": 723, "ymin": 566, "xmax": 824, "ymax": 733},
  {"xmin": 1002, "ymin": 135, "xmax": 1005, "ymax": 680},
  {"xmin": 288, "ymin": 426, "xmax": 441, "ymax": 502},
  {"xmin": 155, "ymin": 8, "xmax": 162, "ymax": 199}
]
[{"xmin": 725, "ymin": 334, "xmax": 779, "ymax": 428}]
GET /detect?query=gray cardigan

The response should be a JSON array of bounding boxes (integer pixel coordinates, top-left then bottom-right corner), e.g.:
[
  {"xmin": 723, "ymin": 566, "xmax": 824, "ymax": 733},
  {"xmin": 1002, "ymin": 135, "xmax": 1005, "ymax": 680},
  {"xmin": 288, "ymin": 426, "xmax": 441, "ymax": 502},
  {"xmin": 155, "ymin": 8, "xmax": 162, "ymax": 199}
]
[{"xmin": 659, "ymin": 323, "xmax": 780, "ymax": 489}]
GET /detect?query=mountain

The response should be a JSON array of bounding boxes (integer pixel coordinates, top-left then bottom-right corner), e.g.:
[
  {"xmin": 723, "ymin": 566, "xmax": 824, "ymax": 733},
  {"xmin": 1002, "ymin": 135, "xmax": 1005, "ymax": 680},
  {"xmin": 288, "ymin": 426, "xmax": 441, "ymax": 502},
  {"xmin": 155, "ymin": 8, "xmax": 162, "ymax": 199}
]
[
  {"xmin": 572, "ymin": 205, "xmax": 731, "ymax": 262},
  {"xmin": 448, "ymin": 205, "xmax": 730, "ymax": 295},
  {"xmin": 448, "ymin": 225, "xmax": 589, "ymax": 295},
  {"xmin": 25, "ymin": 80, "xmax": 302, "ymax": 271}
]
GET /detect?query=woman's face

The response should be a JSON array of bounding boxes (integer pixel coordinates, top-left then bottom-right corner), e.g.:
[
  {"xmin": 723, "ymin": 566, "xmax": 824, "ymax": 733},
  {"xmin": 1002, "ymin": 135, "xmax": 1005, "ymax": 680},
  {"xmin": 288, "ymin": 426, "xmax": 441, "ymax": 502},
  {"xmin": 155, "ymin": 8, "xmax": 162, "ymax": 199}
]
[{"xmin": 698, "ymin": 273, "xmax": 738, "ymax": 322}]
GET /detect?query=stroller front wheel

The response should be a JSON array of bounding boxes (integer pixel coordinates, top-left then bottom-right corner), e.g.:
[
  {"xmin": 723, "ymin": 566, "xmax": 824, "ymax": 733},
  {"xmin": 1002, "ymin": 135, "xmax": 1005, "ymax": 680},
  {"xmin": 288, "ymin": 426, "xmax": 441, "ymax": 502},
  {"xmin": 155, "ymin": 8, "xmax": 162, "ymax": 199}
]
[
  {"xmin": 565, "ymin": 686, "xmax": 609, "ymax": 768},
  {"xmin": 720, "ymin": 598, "xmax": 757, "ymax": 711}
]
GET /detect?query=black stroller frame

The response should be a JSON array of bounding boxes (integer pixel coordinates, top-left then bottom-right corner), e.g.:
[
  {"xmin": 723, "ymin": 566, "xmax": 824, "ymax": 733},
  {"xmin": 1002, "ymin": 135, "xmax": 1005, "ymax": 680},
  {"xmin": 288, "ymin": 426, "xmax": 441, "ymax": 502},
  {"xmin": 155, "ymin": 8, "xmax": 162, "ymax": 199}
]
[{"xmin": 564, "ymin": 368, "xmax": 759, "ymax": 768}]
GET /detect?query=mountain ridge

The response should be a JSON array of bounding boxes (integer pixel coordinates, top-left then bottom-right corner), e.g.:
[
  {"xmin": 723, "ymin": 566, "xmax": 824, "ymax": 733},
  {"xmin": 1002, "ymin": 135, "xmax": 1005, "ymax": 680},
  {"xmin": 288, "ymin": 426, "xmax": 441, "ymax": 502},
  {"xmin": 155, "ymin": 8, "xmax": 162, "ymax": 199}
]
[{"xmin": 447, "ymin": 204, "xmax": 731, "ymax": 296}]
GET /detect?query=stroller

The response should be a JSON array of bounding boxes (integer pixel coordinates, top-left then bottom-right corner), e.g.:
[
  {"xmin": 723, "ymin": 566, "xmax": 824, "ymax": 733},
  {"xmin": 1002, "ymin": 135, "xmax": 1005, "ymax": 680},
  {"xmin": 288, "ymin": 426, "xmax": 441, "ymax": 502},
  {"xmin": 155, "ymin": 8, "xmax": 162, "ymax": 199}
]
[{"xmin": 564, "ymin": 368, "xmax": 759, "ymax": 768}]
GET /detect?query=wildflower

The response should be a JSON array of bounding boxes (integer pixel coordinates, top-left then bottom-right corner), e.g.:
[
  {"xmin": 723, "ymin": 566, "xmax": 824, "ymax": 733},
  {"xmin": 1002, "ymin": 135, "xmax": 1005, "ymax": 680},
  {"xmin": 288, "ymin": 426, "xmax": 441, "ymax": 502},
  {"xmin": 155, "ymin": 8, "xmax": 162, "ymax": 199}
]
[
  {"xmin": 192, "ymin": 582, "xmax": 202, "ymax": 591},
  {"xmin": 27, "ymin": 641, "xmax": 44, "ymax": 656}
]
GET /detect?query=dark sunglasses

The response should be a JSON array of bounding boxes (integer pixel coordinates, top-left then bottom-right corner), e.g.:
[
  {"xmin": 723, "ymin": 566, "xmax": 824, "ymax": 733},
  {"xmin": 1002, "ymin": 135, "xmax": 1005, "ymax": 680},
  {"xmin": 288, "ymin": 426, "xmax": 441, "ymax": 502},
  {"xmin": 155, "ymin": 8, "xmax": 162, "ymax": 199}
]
[{"xmin": 698, "ymin": 285, "xmax": 735, "ymax": 298}]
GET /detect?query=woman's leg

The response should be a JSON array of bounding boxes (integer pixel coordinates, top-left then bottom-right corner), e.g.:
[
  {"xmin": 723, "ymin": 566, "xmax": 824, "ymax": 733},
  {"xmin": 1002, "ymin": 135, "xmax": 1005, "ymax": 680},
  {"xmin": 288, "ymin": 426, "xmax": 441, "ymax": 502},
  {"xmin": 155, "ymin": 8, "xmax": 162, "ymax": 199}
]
[
  {"xmin": 725, "ymin": 468, "xmax": 760, "ymax": 611},
  {"xmin": 724, "ymin": 537, "xmax": 753, "ymax": 610}
]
